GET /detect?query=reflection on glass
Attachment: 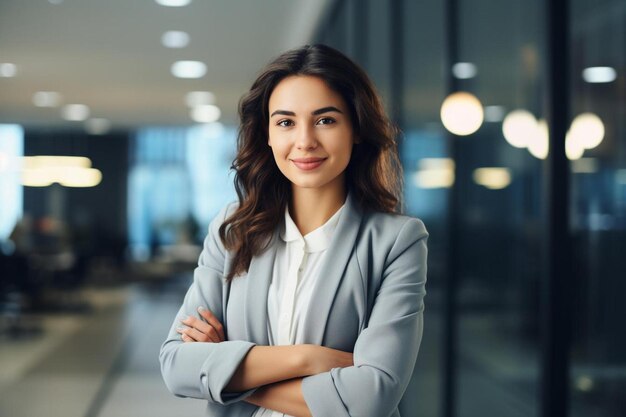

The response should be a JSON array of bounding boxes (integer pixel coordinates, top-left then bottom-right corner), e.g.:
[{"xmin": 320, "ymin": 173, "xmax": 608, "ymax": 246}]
[
  {"xmin": 568, "ymin": 112, "xmax": 604, "ymax": 150},
  {"xmin": 414, "ymin": 158, "xmax": 455, "ymax": 189},
  {"xmin": 454, "ymin": 0, "xmax": 545, "ymax": 415},
  {"xmin": 440, "ymin": 92, "xmax": 484, "ymax": 136},
  {"xmin": 569, "ymin": 0, "xmax": 626, "ymax": 415},
  {"xmin": 581, "ymin": 66, "xmax": 616, "ymax": 83},
  {"xmin": 502, "ymin": 109, "xmax": 537, "ymax": 148},
  {"xmin": 452, "ymin": 62, "xmax": 478, "ymax": 79},
  {"xmin": 472, "ymin": 167, "xmax": 512, "ymax": 190},
  {"xmin": 527, "ymin": 119, "xmax": 548, "ymax": 160}
]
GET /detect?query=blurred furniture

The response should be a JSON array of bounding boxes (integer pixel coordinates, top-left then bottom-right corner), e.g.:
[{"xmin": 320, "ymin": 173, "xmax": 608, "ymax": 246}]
[{"xmin": 0, "ymin": 252, "xmax": 43, "ymax": 340}]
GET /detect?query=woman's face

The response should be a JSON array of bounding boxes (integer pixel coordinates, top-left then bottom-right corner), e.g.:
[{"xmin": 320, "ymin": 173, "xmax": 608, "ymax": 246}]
[{"xmin": 267, "ymin": 75, "xmax": 356, "ymax": 194}]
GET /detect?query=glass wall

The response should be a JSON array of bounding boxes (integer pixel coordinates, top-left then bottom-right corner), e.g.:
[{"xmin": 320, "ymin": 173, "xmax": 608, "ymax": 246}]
[
  {"xmin": 316, "ymin": 0, "xmax": 624, "ymax": 416},
  {"xmin": 453, "ymin": 0, "xmax": 546, "ymax": 416},
  {"xmin": 569, "ymin": 0, "xmax": 626, "ymax": 415},
  {"xmin": 400, "ymin": 1, "xmax": 447, "ymax": 416}
]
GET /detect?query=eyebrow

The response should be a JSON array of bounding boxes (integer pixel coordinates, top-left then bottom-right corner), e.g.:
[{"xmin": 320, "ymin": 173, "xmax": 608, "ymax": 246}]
[{"xmin": 270, "ymin": 106, "xmax": 343, "ymax": 118}]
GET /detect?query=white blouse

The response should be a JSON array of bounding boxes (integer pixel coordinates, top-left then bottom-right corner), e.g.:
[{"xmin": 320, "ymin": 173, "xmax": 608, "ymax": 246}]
[{"xmin": 251, "ymin": 203, "xmax": 345, "ymax": 417}]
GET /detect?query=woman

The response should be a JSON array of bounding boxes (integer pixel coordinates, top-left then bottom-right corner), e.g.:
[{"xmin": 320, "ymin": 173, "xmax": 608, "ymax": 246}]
[{"xmin": 159, "ymin": 44, "xmax": 429, "ymax": 417}]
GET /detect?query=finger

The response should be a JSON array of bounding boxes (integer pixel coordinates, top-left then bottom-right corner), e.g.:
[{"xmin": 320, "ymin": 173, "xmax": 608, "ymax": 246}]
[
  {"xmin": 176, "ymin": 326, "xmax": 190, "ymax": 340},
  {"xmin": 196, "ymin": 307, "xmax": 225, "ymax": 341},
  {"xmin": 180, "ymin": 330, "xmax": 196, "ymax": 342},
  {"xmin": 181, "ymin": 315, "xmax": 221, "ymax": 342},
  {"xmin": 177, "ymin": 325, "xmax": 201, "ymax": 343},
  {"xmin": 197, "ymin": 307, "xmax": 225, "ymax": 341},
  {"xmin": 187, "ymin": 326, "xmax": 221, "ymax": 343},
  {"xmin": 177, "ymin": 322, "xmax": 220, "ymax": 344}
]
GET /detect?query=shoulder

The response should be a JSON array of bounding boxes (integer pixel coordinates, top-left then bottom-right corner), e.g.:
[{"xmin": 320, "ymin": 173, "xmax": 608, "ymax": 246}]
[
  {"xmin": 205, "ymin": 200, "xmax": 241, "ymax": 251},
  {"xmin": 222, "ymin": 200, "xmax": 240, "ymax": 219},
  {"xmin": 210, "ymin": 200, "xmax": 240, "ymax": 228},
  {"xmin": 360, "ymin": 210, "xmax": 428, "ymax": 243},
  {"xmin": 356, "ymin": 211, "xmax": 428, "ymax": 275},
  {"xmin": 357, "ymin": 210, "xmax": 428, "ymax": 264}
]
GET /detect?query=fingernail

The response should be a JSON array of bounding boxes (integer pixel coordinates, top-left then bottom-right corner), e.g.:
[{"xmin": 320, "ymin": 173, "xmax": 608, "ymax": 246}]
[
  {"xmin": 197, "ymin": 306, "xmax": 205, "ymax": 312},
  {"xmin": 176, "ymin": 326, "xmax": 184, "ymax": 331}
]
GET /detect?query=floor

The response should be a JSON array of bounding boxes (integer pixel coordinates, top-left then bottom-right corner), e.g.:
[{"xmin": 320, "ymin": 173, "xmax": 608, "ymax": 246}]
[{"xmin": 0, "ymin": 276, "xmax": 208, "ymax": 417}]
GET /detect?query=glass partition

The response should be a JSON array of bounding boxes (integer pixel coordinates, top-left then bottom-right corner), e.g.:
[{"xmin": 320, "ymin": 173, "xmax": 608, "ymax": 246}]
[
  {"xmin": 453, "ymin": 1, "xmax": 547, "ymax": 415},
  {"xmin": 569, "ymin": 0, "xmax": 626, "ymax": 415}
]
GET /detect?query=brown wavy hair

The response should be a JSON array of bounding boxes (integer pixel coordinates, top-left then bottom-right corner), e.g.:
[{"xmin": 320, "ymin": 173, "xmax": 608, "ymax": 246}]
[{"xmin": 219, "ymin": 44, "xmax": 403, "ymax": 282}]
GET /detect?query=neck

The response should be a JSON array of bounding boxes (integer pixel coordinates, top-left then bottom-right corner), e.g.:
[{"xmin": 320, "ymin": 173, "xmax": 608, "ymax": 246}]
[{"xmin": 289, "ymin": 179, "xmax": 347, "ymax": 236}]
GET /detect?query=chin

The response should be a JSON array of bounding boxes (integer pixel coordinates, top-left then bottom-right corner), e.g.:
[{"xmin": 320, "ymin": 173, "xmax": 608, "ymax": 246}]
[{"xmin": 290, "ymin": 180, "xmax": 327, "ymax": 189}]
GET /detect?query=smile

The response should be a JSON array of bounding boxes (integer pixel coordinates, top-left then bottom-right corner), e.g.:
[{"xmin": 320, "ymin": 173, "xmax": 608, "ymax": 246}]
[{"xmin": 291, "ymin": 158, "xmax": 327, "ymax": 171}]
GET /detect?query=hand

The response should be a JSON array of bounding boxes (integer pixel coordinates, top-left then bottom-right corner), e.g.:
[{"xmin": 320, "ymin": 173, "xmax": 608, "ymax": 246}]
[
  {"xmin": 301, "ymin": 344, "xmax": 354, "ymax": 375},
  {"xmin": 176, "ymin": 306, "xmax": 225, "ymax": 343}
]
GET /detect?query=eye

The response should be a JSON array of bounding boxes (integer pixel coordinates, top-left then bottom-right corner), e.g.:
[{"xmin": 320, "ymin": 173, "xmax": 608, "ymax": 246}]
[
  {"xmin": 317, "ymin": 117, "xmax": 336, "ymax": 125},
  {"xmin": 276, "ymin": 119, "xmax": 294, "ymax": 127}
]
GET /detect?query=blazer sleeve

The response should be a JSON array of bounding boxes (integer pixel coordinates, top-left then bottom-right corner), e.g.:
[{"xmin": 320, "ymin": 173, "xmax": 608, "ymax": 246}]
[
  {"xmin": 158, "ymin": 202, "xmax": 258, "ymax": 405},
  {"xmin": 301, "ymin": 217, "xmax": 429, "ymax": 417}
]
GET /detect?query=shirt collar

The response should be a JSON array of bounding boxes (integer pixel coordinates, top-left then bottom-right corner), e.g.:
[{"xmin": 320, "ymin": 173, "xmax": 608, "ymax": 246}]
[{"xmin": 280, "ymin": 202, "xmax": 345, "ymax": 253}]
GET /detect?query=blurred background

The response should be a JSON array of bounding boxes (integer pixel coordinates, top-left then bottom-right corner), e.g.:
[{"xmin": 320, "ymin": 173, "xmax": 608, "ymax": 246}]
[{"xmin": 0, "ymin": 0, "xmax": 624, "ymax": 416}]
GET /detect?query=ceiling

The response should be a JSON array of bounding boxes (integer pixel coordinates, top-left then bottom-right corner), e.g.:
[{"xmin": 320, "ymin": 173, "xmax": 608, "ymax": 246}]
[{"xmin": 0, "ymin": 0, "xmax": 332, "ymax": 131}]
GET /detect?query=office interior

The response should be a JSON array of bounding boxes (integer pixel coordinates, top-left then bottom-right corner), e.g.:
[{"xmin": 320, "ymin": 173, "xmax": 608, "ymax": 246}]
[{"xmin": 0, "ymin": 0, "xmax": 624, "ymax": 416}]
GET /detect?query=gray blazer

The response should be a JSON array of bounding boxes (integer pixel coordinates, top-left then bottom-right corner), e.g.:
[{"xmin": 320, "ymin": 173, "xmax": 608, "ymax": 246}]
[{"xmin": 159, "ymin": 191, "xmax": 429, "ymax": 417}]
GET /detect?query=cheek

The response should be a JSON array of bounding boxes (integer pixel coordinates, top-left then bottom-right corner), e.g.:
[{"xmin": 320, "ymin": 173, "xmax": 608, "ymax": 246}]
[
  {"xmin": 268, "ymin": 134, "xmax": 285, "ymax": 155},
  {"xmin": 268, "ymin": 141, "xmax": 291, "ymax": 171},
  {"xmin": 270, "ymin": 142, "xmax": 289, "ymax": 161},
  {"xmin": 330, "ymin": 139, "xmax": 354, "ymax": 164}
]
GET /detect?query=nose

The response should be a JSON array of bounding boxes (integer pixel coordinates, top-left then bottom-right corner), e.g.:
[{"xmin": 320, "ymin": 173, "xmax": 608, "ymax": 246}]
[{"xmin": 295, "ymin": 123, "xmax": 318, "ymax": 150}]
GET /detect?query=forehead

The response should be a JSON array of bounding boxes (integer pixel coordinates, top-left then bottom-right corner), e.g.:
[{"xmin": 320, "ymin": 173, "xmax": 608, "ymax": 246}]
[{"xmin": 268, "ymin": 75, "xmax": 347, "ymax": 111}]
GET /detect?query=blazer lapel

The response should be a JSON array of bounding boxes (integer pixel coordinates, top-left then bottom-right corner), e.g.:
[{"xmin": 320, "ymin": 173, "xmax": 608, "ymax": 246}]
[
  {"xmin": 243, "ymin": 229, "xmax": 278, "ymax": 346},
  {"xmin": 301, "ymin": 191, "xmax": 363, "ymax": 345}
]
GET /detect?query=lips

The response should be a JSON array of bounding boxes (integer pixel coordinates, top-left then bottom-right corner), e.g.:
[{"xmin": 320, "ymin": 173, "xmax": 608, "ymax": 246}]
[{"xmin": 291, "ymin": 157, "xmax": 327, "ymax": 171}]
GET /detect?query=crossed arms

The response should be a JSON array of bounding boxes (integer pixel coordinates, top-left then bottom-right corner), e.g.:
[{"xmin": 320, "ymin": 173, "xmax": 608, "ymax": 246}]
[{"xmin": 177, "ymin": 306, "xmax": 354, "ymax": 417}]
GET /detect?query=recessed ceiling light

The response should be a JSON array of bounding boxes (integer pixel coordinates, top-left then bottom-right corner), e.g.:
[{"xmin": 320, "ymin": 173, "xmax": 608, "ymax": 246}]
[
  {"xmin": 171, "ymin": 60, "xmax": 206, "ymax": 78},
  {"xmin": 185, "ymin": 91, "xmax": 215, "ymax": 107},
  {"xmin": 161, "ymin": 31, "xmax": 190, "ymax": 48},
  {"xmin": 85, "ymin": 118, "xmax": 112, "ymax": 135},
  {"xmin": 191, "ymin": 105, "xmax": 221, "ymax": 123},
  {"xmin": 452, "ymin": 62, "xmax": 477, "ymax": 79},
  {"xmin": 33, "ymin": 91, "xmax": 62, "ymax": 108},
  {"xmin": 582, "ymin": 66, "xmax": 616, "ymax": 83},
  {"xmin": 0, "ymin": 63, "xmax": 17, "ymax": 77},
  {"xmin": 155, "ymin": 0, "xmax": 192, "ymax": 7},
  {"xmin": 61, "ymin": 104, "xmax": 90, "ymax": 121}
]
